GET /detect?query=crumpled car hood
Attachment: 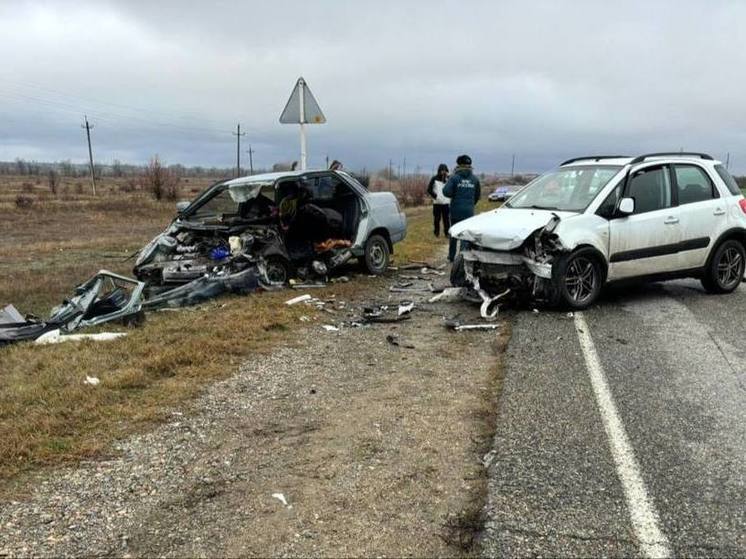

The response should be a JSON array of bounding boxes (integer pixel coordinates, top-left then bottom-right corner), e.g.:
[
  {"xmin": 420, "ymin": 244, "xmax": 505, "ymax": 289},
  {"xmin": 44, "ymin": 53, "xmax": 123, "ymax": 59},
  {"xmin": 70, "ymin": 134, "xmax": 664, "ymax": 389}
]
[{"xmin": 449, "ymin": 208, "xmax": 577, "ymax": 250}]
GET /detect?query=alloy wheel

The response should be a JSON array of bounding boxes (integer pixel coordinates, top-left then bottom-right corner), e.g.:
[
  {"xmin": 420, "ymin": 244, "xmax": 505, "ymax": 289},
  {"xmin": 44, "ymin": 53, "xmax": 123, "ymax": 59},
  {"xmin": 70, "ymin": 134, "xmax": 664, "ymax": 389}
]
[
  {"xmin": 716, "ymin": 247, "xmax": 743, "ymax": 289},
  {"xmin": 565, "ymin": 256, "xmax": 598, "ymax": 305}
]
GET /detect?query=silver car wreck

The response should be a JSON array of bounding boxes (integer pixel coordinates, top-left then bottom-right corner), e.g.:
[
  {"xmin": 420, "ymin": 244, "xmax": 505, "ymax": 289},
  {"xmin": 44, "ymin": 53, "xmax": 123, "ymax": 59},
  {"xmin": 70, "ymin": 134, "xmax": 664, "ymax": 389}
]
[{"xmin": 134, "ymin": 169, "xmax": 407, "ymax": 305}]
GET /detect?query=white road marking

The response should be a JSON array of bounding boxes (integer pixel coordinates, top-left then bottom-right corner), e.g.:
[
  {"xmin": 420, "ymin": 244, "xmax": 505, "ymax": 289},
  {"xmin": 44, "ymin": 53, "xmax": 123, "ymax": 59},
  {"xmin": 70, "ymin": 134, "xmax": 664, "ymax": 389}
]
[{"xmin": 574, "ymin": 312, "xmax": 672, "ymax": 559}]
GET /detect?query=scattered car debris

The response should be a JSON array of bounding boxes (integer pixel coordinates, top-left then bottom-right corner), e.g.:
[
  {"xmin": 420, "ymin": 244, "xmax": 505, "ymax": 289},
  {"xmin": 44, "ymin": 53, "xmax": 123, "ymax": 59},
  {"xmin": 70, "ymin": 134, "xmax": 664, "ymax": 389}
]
[
  {"xmin": 0, "ymin": 270, "xmax": 144, "ymax": 346},
  {"xmin": 321, "ymin": 324, "xmax": 339, "ymax": 332},
  {"xmin": 285, "ymin": 294, "xmax": 313, "ymax": 306},
  {"xmin": 34, "ymin": 330, "xmax": 128, "ymax": 345},
  {"xmin": 271, "ymin": 493, "xmax": 290, "ymax": 507},
  {"xmin": 428, "ymin": 287, "xmax": 465, "ymax": 303},
  {"xmin": 397, "ymin": 301, "xmax": 414, "ymax": 316},
  {"xmin": 444, "ymin": 319, "xmax": 500, "ymax": 332},
  {"xmin": 84, "ymin": 376, "xmax": 101, "ymax": 386}
]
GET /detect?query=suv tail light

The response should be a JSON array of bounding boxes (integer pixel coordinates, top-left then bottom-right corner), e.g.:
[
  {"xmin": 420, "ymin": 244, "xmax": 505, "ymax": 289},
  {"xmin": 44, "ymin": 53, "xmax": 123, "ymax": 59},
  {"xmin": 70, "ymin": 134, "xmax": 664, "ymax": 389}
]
[{"xmin": 739, "ymin": 198, "xmax": 746, "ymax": 214}]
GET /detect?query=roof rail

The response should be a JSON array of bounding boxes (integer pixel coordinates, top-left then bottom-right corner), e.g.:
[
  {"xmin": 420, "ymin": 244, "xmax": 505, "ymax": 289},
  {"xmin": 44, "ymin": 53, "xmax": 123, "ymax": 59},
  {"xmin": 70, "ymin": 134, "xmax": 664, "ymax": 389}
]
[
  {"xmin": 629, "ymin": 152, "xmax": 713, "ymax": 164},
  {"xmin": 560, "ymin": 155, "xmax": 629, "ymax": 166}
]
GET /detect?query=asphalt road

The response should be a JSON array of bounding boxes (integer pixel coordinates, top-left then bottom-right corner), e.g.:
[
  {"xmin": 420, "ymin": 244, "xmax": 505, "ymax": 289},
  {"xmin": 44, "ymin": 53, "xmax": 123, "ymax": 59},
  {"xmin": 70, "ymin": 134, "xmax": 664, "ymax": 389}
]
[{"xmin": 482, "ymin": 279, "xmax": 746, "ymax": 557}]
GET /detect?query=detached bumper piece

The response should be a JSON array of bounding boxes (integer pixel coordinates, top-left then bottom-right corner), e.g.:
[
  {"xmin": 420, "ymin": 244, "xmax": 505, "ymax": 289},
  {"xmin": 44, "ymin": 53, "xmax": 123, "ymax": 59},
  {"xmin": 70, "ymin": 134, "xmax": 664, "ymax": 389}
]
[{"xmin": 0, "ymin": 271, "xmax": 145, "ymax": 346}]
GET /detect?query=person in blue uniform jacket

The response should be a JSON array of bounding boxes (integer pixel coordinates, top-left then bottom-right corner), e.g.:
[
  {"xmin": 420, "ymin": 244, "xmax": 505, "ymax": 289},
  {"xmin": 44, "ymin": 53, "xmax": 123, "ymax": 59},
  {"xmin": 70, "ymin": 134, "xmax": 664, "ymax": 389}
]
[{"xmin": 443, "ymin": 154, "xmax": 481, "ymax": 262}]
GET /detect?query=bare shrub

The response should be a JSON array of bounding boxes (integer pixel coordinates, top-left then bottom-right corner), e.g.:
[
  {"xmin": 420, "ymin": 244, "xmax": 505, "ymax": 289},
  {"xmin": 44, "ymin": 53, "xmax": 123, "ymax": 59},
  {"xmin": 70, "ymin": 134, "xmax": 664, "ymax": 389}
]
[
  {"xmin": 399, "ymin": 175, "xmax": 428, "ymax": 206},
  {"xmin": 142, "ymin": 155, "xmax": 180, "ymax": 201},
  {"xmin": 119, "ymin": 177, "xmax": 138, "ymax": 193},
  {"xmin": 47, "ymin": 170, "xmax": 59, "ymax": 195},
  {"xmin": 14, "ymin": 194, "xmax": 34, "ymax": 209},
  {"xmin": 21, "ymin": 182, "xmax": 34, "ymax": 193},
  {"xmin": 74, "ymin": 182, "xmax": 84, "ymax": 194}
]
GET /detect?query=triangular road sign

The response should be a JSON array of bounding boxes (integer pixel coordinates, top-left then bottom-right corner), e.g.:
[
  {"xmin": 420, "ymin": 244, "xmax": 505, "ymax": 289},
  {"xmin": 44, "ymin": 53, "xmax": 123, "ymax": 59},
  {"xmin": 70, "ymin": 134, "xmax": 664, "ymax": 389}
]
[{"xmin": 279, "ymin": 77, "xmax": 326, "ymax": 124}]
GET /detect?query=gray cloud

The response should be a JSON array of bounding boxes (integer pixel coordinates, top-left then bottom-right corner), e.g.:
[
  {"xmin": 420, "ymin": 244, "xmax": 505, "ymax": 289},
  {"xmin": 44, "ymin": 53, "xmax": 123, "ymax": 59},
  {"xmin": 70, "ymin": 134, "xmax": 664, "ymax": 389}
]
[{"xmin": 1, "ymin": 0, "xmax": 745, "ymax": 173}]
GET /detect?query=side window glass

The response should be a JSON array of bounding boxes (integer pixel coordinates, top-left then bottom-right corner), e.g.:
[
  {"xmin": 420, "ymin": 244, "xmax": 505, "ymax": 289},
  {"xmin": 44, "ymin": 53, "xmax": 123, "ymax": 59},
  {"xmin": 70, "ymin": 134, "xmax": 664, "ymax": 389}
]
[
  {"xmin": 715, "ymin": 164, "xmax": 742, "ymax": 195},
  {"xmin": 674, "ymin": 165, "xmax": 716, "ymax": 204},
  {"xmin": 596, "ymin": 182, "xmax": 623, "ymax": 218},
  {"xmin": 627, "ymin": 166, "xmax": 671, "ymax": 214}
]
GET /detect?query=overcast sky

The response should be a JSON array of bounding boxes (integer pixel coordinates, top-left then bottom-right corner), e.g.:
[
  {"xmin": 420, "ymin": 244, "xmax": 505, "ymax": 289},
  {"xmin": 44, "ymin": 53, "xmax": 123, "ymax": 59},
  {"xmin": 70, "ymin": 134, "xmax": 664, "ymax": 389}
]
[{"xmin": 1, "ymin": 0, "xmax": 745, "ymax": 173}]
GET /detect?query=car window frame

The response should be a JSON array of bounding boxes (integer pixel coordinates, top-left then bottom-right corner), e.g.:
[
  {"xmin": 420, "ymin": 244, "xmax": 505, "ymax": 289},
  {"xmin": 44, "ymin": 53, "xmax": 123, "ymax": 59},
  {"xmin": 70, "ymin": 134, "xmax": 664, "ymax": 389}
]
[
  {"xmin": 622, "ymin": 163, "xmax": 674, "ymax": 215},
  {"xmin": 671, "ymin": 163, "xmax": 719, "ymax": 205}
]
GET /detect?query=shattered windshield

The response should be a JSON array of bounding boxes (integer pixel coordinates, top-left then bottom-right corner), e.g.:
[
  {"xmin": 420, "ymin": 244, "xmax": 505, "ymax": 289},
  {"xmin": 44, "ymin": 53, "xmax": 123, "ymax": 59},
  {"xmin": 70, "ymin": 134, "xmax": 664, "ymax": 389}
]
[{"xmin": 506, "ymin": 165, "xmax": 622, "ymax": 212}]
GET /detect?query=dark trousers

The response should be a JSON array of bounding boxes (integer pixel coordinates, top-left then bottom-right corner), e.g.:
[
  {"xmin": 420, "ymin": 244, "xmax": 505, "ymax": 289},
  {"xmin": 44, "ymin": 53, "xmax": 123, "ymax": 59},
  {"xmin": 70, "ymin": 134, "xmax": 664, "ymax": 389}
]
[
  {"xmin": 433, "ymin": 204, "xmax": 450, "ymax": 237},
  {"xmin": 448, "ymin": 213, "xmax": 472, "ymax": 262}
]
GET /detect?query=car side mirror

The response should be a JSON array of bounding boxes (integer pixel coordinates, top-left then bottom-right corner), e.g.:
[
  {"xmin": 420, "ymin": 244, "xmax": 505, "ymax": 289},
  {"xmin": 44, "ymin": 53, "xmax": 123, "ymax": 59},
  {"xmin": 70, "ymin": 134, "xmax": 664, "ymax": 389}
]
[
  {"xmin": 176, "ymin": 201, "xmax": 190, "ymax": 213},
  {"xmin": 617, "ymin": 197, "xmax": 634, "ymax": 216}
]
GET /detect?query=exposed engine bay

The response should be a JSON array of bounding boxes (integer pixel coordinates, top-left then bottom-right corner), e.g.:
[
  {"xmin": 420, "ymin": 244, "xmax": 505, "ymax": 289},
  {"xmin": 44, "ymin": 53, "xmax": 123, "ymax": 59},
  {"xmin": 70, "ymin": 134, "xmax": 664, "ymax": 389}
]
[{"xmin": 133, "ymin": 177, "xmax": 360, "ymax": 306}]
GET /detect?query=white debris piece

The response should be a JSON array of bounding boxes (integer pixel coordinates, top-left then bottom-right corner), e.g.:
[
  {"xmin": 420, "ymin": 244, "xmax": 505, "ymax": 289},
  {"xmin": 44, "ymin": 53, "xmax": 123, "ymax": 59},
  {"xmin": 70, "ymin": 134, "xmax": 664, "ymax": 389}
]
[
  {"xmin": 453, "ymin": 324, "xmax": 500, "ymax": 332},
  {"xmin": 84, "ymin": 376, "xmax": 100, "ymax": 386},
  {"xmin": 285, "ymin": 294, "xmax": 312, "ymax": 306},
  {"xmin": 34, "ymin": 330, "xmax": 127, "ymax": 345},
  {"xmin": 272, "ymin": 493, "xmax": 289, "ymax": 506},
  {"xmin": 321, "ymin": 324, "xmax": 339, "ymax": 332},
  {"xmin": 397, "ymin": 301, "xmax": 414, "ymax": 316},
  {"xmin": 428, "ymin": 287, "xmax": 465, "ymax": 303}
]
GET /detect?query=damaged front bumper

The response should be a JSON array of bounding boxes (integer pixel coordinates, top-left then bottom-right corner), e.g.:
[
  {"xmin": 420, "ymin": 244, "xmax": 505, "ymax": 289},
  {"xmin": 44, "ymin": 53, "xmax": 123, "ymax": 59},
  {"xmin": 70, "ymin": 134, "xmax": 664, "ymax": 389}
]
[{"xmin": 455, "ymin": 213, "xmax": 566, "ymax": 306}]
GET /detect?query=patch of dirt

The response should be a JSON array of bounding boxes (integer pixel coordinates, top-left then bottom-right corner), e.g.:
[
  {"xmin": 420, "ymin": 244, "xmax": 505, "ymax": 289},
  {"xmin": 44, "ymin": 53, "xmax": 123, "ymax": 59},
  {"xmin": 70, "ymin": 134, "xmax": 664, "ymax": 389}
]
[{"xmin": 0, "ymin": 266, "xmax": 509, "ymax": 557}]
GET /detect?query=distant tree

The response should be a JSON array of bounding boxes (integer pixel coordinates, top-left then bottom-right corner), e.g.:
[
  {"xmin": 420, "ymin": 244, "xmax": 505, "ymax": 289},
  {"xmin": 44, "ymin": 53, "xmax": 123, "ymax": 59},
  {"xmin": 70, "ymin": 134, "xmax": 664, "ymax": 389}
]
[
  {"xmin": 111, "ymin": 159, "xmax": 124, "ymax": 177},
  {"xmin": 142, "ymin": 155, "xmax": 180, "ymax": 201}
]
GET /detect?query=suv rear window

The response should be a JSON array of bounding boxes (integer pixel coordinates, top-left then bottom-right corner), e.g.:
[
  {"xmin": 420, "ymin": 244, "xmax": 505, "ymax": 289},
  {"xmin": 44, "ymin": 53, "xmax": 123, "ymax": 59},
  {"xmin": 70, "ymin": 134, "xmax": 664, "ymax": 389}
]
[{"xmin": 715, "ymin": 164, "xmax": 742, "ymax": 195}]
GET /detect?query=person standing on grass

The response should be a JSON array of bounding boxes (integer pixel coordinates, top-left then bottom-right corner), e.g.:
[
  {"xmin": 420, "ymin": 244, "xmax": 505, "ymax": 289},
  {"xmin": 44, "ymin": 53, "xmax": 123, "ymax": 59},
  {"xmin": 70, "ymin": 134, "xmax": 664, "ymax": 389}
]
[
  {"xmin": 426, "ymin": 163, "xmax": 450, "ymax": 237},
  {"xmin": 443, "ymin": 154, "xmax": 480, "ymax": 262}
]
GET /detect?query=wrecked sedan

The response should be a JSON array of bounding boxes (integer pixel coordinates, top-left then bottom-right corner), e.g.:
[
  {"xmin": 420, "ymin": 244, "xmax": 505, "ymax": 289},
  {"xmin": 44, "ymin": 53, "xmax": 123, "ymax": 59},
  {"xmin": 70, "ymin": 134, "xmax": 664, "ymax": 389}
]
[
  {"xmin": 134, "ymin": 169, "xmax": 407, "ymax": 298},
  {"xmin": 450, "ymin": 153, "xmax": 746, "ymax": 309}
]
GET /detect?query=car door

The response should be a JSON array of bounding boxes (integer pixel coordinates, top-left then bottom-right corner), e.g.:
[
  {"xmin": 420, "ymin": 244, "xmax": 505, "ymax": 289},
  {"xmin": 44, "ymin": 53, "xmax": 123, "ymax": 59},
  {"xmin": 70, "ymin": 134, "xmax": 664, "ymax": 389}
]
[
  {"xmin": 672, "ymin": 164, "xmax": 726, "ymax": 270},
  {"xmin": 607, "ymin": 164, "xmax": 681, "ymax": 280}
]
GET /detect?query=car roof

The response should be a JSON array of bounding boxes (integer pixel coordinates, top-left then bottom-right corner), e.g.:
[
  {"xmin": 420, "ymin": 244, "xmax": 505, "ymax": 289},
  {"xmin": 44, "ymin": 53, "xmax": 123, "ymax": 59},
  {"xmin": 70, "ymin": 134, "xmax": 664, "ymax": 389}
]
[
  {"xmin": 222, "ymin": 169, "xmax": 331, "ymax": 187},
  {"xmin": 561, "ymin": 156, "xmax": 722, "ymax": 168}
]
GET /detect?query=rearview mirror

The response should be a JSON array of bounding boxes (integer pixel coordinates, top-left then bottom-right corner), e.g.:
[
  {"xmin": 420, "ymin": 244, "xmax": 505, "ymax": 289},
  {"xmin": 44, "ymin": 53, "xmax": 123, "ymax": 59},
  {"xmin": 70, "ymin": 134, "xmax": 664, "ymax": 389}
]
[
  {"xmin": 176, "ymin": 201, "xmax": 190, "ymax": 213},
  {"xmin": 618, "ymin": 197, "xmax": 634, "ymax": 216}
]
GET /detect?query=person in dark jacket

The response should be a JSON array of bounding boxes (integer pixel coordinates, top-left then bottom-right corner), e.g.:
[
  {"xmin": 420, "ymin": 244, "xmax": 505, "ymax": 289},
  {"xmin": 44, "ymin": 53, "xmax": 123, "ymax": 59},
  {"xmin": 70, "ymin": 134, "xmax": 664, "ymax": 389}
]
[
  {"xmin": 443, "ymin": 154, "xmax": 481, "ymax": 262},
  {"xmin": 426, "ymin": 163, "xmax": 450, "ymax": 237}
]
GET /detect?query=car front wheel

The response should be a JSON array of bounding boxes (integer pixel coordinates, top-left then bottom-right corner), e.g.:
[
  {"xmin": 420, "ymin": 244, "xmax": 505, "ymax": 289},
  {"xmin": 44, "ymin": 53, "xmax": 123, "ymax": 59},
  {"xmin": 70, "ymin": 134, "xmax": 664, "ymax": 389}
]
[
  {"xmin": 362, "ymin": 234, "xmax": 390, "ymax": 275},
  {"xmin": 701, "ymin": 239, "xmax": 745, "ymax": 294},
  {"xmin": 552, "ymin": 248, "xmax": 603, "ymax": 310}
]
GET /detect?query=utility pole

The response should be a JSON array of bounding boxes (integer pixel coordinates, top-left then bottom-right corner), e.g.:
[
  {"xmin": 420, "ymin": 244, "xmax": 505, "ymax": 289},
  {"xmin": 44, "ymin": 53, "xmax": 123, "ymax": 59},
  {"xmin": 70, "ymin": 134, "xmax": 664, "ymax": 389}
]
[
  {"xmin": 245, "ymin": 145, "xmax": 255, "ymax": 175},
  {"xmin": 81, "ymin": 115, "xmax": 96, "ymax": 196},
  {"xmin": 511, "ymin": 153, "xmax": 516, "ymax": 177},
  {"xmin": 388, "ymin": 159, "xmax": 393, "ymax": 183},
  {"xmin": 726, "ymin": 152, "xmax": 731, "ymax": 170},
  {"xmin": 403, "ymin": 156, "xmax": 407, "ymax": 180},
  {"xmin": 232, "ymin": 123, "xmax": 246, "ymax": 177},
  {"xmin": 325, "ymin": 154, "xmax": 330, "ymax": 169}
]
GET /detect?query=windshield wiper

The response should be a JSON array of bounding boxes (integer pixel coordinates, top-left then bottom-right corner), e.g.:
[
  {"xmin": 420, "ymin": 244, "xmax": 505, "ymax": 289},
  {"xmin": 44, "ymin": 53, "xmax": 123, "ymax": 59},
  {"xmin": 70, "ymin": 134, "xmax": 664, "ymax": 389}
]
[{"xmin": 525, "ymin": 204, "xmax": 558, "ymax": 210}]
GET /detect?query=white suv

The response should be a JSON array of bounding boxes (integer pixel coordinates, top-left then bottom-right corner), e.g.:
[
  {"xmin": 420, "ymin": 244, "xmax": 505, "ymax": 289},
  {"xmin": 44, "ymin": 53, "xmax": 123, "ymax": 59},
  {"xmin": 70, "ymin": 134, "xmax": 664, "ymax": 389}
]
[{"xmin": 449, "ymin": 152, "xmax": 746, "ymax": 309}]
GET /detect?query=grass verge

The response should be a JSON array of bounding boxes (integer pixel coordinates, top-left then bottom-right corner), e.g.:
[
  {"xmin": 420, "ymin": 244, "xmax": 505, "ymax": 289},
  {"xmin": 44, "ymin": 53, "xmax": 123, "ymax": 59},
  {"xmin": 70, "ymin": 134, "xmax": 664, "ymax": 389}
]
[{"xmin": 0, "ymin": 200, "xmax": 459, "ymax": 485}]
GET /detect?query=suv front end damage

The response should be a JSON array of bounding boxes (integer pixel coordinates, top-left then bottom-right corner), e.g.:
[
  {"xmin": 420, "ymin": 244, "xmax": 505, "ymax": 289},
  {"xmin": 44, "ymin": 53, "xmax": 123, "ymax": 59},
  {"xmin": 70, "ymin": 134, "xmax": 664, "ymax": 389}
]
[{"xmin": 455, "ymin": 214, "xmax": 568, "ymax": 307}]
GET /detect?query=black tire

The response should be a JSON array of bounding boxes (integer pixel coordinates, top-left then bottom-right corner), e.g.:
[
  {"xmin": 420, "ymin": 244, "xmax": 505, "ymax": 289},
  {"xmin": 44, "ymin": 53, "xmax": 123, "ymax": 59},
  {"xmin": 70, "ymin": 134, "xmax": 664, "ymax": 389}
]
[
  {"xmin": 701, "ymin": 239, "xmax": 745, "ymax": 294},
  {"xmin": 362, "ymin": 234, "xmax": 390, "ymax": 275},
  {"xmin": 551, "ymin": 248, "xmax": 604, "ymax": 310},
  {"xmin": 263, "ymin": 256, "xmax": 291, "ymax": 286},
  {"xmin": 450, "ymin": 253, "xmax": 467, "ymax": 287}
]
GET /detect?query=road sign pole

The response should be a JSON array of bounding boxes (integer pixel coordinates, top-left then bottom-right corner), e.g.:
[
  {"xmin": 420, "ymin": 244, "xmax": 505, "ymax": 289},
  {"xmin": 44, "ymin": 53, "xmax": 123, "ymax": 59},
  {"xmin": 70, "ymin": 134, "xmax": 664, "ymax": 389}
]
[{"xmin": 299, "ymin": 79, "xmax": 307, "ymax": 170}]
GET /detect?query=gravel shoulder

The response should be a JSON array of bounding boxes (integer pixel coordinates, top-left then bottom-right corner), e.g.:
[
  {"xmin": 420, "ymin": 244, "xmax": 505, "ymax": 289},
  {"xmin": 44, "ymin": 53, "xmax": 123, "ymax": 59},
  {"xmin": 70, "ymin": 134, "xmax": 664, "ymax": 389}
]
[{"xmin": 0, "ymin": 266, "xmax": 507, "ymax": 557}]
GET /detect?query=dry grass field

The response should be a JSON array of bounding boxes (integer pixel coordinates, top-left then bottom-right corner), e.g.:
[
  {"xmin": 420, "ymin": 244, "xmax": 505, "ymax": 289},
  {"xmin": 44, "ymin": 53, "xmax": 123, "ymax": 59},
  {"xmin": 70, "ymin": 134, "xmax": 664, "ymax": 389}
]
[{"xmin": 0, "ymin": 175, "xmax": 450, "ymax": 484}]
